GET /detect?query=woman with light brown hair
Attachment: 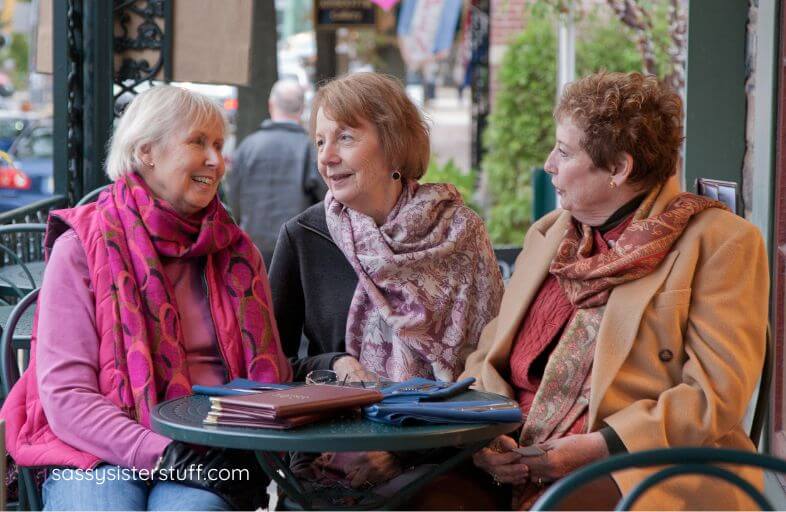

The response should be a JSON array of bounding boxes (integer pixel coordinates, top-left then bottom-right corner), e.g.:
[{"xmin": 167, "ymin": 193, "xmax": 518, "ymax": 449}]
[
  {"xmin": 268, "ymin": 72, "xmax": 504, "ymax": 504},
  {"xmin": 464, "ymin": 71, "xmax": 769, "ymax": 509}
]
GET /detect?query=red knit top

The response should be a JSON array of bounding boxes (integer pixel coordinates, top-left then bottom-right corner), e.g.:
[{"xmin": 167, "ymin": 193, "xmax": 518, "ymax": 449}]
[{"xmin": 509, "ymin": 215, "xmax": 633, "ymax": 430}]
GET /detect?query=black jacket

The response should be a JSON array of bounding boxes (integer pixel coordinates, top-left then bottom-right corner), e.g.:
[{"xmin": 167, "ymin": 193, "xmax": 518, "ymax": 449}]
[
  {"xmin": 268, "ymin": 203, "xmax": 356, "ymax": 381},
  {"xmin": 226, "ymin": 120, "xmax": 327, "ymax": 265}
]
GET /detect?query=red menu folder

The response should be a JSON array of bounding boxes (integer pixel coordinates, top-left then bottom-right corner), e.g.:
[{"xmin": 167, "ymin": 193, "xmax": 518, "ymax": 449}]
[
  {"xmin": 206, "ymin": 384, "xmax": 383, "ymax": 428},
  {"xmin": 204, "ymin": 410, "xmax": 337, "ymax": 430}
]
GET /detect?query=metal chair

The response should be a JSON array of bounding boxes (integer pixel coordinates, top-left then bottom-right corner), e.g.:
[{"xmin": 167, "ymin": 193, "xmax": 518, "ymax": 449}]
[
  {"xmin": 0, "ymin": 224, "xmax": 47, "ymax": 304},
  {"xmin": 531, "ymin": 447, "xmax": 786, "ymax": 511},
  {"xmin": 694, "ymin": 179, "xmax": 770, "ymax": 446},
  {"xmin": 0, "ymin": 288, "xmax": 42, "ymax": 511},
  {"xmin": 493, "ymin": 246, "xmax": 521, "ymax": 282},
  {"xmin": 749, "ymin": 325, "xmax": 773, "ymax": 447},
  {"xmin": 75, "ymin": 184, "xmax": 110, "ymax": 206}
]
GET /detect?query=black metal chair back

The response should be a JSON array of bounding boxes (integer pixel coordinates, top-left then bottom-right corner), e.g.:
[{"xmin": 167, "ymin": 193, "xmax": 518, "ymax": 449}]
[
  {"xmin": 694, "ymin": 179, "xmax": 770, "ymax": 447},
  {"xmin": 750, "ymin": 324, "xmax": 773, "ymax": 447},
  {"xmin": 0, "ymin": 288, "xmax": 42, "ymax": 511},
  {"xmin": 0, "ymin": 224, "xmax": 47, "ymax": 305},
  {"xmin": 531, "ymin": 447, "xmax": 786, "ymax": 510},
  {"xmin": 0, "ymin": 195, "xmax": 66, "ymax": 226},
  {"xmin": 494, "ymin": 246, "xmax": 521, "ymax": 282},
  {"xmin": 0, "ymin": 223, "xmax": 47, "ymax": 265},
  {"xmin": 75, "ymin": 184, "xmax": 110, "ymax": 206}
]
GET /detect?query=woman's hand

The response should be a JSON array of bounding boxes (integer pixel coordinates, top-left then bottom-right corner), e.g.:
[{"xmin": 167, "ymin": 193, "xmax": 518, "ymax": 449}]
[
  {"xmin": 344, "ymin": 451, "xmax": 402, "ymax": 488},
  {"xmin": 519, "ymin": 432, "xmax": 609, "ymax": 484},
  {"xmin": 472, "ymin": 435, "xmax": 529, "ymax": 485},
  {"xmin": 332, "ymin": 355, "xmax": 377, "ymax": 383}
]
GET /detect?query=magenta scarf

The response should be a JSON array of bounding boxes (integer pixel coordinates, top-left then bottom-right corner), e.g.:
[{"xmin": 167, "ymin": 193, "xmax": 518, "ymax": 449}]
[
  {"xmin": 97, "ymin": 172, "xmax": 290, "ymax": 427},
  {"xmin": 325, "ymin": 180, "xmax": 504, "ymax": 381}
]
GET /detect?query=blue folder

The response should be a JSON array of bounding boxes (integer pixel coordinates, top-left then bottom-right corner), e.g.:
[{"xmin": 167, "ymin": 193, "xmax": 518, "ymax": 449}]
[
  {"xmin": 191, "ymin": 378, "xmax": 294, "ymax": 397},
  {"xmin": 364, "ymin": 400, "xmax": 523, "ymax": 426},
  {"xmin": 380, "ymin": 377, "xmax": 476, "ymax": 403}
]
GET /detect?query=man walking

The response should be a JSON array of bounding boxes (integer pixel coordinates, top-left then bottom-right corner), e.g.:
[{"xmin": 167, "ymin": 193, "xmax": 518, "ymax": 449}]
[{"xmin": 226, "ymin": 80, "xmax": 326, "ymax": 267}]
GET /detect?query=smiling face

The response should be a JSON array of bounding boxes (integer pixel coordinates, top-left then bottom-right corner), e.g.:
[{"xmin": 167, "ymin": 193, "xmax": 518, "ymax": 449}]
[
  {"xmin": 138, "ymin": 119, "xmax": 225, "ymax": 217},
  {"xmin": 544, "ymin": 118, "xmax": 621, "ymax": 225},
  {"xmin": 314, "ymin": 107, "xmax": 399, "ymax": 219}
]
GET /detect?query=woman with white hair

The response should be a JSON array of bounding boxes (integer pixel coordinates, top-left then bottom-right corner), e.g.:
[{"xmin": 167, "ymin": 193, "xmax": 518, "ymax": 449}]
[{"xmin": 0, "ymin": 85, "xmax": 291, "ymax": 510}]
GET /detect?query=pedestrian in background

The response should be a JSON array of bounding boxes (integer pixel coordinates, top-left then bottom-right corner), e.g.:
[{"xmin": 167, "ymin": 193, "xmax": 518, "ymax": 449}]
[{"xmin": 226, "ymin": 80, "xmax": 326, "ymax": 267}]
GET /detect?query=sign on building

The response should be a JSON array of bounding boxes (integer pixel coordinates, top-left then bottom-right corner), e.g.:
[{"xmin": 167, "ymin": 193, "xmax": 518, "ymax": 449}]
[
  {"xmin": 314, "ymin": 0, "xmax": 376, "ymax": 30},
  {"xmin": 36, "ymin": 0, "xmax": 256, "ymax": 86}
]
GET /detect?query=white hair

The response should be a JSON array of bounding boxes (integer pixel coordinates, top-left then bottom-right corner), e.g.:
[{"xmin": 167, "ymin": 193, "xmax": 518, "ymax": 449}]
[
  {"xmin": 270, "ymin": 80, "xmax": 304, "ymax": 116},
  {"xmin": 105, "ymin": 85, "xmax": 227, "ymax": 181}
]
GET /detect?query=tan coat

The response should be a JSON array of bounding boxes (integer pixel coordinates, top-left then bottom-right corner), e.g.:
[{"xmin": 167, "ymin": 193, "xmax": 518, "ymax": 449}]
[{"xmin": 461, "ymin": 177, "xmax": 769, "ymax": 510}]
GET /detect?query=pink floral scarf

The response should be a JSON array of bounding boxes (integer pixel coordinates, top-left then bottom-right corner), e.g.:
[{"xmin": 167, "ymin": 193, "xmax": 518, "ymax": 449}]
[
  {"xmin": 97, "ymin": 172, "xmax": 290, "ymax": 427},
  {"xmin": 325, "ymin": 180, "xmax": 504, "ymax": 381}
]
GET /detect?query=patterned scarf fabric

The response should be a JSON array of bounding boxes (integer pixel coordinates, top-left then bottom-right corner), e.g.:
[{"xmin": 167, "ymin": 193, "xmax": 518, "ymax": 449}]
[
  {"xmin": 513, "ymin": 186, "xmax": 727, "ymax": 509},
  {"xmin": 325, "ymin": 180, "xmax": 504, "ymax": 381},
  {"xmin": 97, "ymin": 172, "xmax": 288, "ymax": 427},
  {"xmin": 550, "ymin": 186, "xmax": 728, "ymax": 309}
]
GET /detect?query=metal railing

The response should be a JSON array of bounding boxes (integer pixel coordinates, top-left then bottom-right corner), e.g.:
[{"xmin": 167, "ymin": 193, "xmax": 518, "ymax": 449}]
[
  {"xmin": 0, "ymin": 195, "xmax": 67, "ymax": 225},
  {"xmin": 0, "ymin": 196, "xmax": 66, "ymax": 278}
]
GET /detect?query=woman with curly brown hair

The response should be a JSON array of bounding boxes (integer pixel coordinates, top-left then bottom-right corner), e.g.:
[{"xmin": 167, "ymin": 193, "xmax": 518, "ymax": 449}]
[{"xmin": 462, "ymin": 71, "xmax": 769, "ymax": 509}]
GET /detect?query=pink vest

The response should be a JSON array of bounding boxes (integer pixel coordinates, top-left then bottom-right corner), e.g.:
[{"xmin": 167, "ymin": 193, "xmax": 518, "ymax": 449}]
[{"xmin": 1, "ymin": 203, "xmax": 248, "ymax": 468}]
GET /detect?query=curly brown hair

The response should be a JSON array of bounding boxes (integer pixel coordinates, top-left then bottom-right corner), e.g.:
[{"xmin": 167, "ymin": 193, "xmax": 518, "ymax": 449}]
[
  {"xmin": 310, "ymin": 73, "xmax": 430, "ymax": 180},
  {"xmin": 554, "ymin": 71, "xmax": 684, "ymax": 191}
]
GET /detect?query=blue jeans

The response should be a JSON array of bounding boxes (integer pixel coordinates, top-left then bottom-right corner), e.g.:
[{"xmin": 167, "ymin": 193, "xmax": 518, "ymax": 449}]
[{"xmin": 42, "ymin": 465, "xmax": 233, "ymax": 511}]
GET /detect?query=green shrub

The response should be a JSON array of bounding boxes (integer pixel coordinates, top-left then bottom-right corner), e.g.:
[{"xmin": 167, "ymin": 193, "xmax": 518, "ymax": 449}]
[
  {"xmin": 482, "ymin": 15, "xmax": 556, "ymax": 244},
  {"xmin": 576, "ymin": 13, "xmax": 644, "ymax": 76},
  {"xmin": 423, "ymin": 157, "xmax": 480, "ymax": 214}
]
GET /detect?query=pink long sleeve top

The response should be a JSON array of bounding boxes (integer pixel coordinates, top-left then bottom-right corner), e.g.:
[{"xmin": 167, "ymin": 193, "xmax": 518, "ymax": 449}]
[{"xmin": 36, "ymin": 229, "xmax": 226, "ymax": 470}]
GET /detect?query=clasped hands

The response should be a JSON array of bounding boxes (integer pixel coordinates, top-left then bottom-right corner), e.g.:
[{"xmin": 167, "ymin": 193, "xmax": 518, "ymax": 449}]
[
  {"xmin": 328, "ymin": 357, "xmax": 403, "ymax": 488},
  {"xmin": 472, "ymin": 432, "xmax": 609, "ymax": 486},
  {"xmin": 343, "ymin": 451, "xmax": 402, "ymax": 488}
]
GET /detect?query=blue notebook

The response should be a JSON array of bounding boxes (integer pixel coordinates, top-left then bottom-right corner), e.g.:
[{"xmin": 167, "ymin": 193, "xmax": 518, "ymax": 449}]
[
  {"xmin": 364, "ymin": 400, "xmax": 523, "ymax": 426},
  {"xmin": 380, "ymin": 377, "xmax": 476, "ymax": 403},
  {"xmin": 192, "ymin": 378, "xmax": 294, "ymax": 397}
]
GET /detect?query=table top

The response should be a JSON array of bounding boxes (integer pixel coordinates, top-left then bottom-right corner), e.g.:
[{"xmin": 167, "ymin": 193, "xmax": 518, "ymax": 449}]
[
  {"xmin": 152, "ymin": 390, "xmax": 521, "ymax": 453},
  {"xmin": 0, "ymin": 261, "xmax": 44, "ymax": 296}
]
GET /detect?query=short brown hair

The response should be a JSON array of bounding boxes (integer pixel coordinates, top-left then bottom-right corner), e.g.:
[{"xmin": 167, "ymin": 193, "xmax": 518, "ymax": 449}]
[
  {"xmin": 554, "ymin": 71, "xmax": 683, "ymax": 190},
  {"xmin": 310, "ymin": 73, "xmax": 430, "ymax": 180}
]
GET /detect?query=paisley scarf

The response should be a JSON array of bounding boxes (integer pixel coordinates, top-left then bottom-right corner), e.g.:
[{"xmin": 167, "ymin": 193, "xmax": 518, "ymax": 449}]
[
  {"xmin": 325, "ymin": 180, "xmax": 504, "ymax": 381},
  {"xmin": 514, "ymin": 185, "xmax": 727, "ymax": 509}
]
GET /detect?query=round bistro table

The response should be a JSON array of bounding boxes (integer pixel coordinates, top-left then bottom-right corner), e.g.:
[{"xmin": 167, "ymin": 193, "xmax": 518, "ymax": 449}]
[{"xmin": 152, "ymin": 389, "xmax": 520, "ymax": 510}]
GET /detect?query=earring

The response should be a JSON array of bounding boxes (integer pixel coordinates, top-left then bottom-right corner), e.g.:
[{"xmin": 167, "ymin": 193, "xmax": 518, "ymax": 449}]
[
  {"xmin": 145, "ymin": 161, "xmax": 154, "ymax": 168},
  {"xmin": 608, "ymin": 179, "xmax": 617, "ymax": 189},
  {"xmin": 391, "ymin": 170, "xmax": 401, "ymax": 181}
]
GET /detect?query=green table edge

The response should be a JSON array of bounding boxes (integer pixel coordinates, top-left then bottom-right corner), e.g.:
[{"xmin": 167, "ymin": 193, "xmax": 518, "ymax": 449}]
[{"xmin": 152, "ymin": 391, "xmax": 522, "ymax": 453}]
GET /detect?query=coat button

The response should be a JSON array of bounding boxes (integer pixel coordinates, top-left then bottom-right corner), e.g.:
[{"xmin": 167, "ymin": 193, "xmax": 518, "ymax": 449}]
[{"xmin": 659, "ymin": 349, "xmax": 674, "ymax": 362}]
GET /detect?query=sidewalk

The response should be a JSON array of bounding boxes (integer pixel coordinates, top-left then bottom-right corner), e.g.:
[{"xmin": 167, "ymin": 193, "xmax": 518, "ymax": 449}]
[{"xmin": 422, "ymin": 86, "xmax": 471, "ymax": 173}]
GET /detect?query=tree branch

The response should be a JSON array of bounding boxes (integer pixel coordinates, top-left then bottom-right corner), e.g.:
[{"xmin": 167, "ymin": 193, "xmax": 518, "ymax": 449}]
[{"xmin": 606, "ymin": 0, "xmax": 658, "ymax": 76}]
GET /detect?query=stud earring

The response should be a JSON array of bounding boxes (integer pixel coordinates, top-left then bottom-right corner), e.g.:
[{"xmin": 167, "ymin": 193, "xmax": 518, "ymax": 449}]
[{"xmin": 391, "ymin": 170, "xmax": 401, "ymax": 180}]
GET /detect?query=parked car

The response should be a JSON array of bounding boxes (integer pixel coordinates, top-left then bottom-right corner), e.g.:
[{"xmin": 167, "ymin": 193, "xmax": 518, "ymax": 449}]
[
  {"xmin": 0, "ymin": 118, "xmax": 54, "ymax": 212},
  {"xmin": 0, "ymin": 111, "xmax": 45, "ymax": 152}
]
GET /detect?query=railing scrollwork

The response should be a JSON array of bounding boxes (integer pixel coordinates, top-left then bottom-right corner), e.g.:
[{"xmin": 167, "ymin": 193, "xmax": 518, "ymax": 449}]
[{"xmin": 113, "ymin": 0, "xmax": 172, "ymax": 112}]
